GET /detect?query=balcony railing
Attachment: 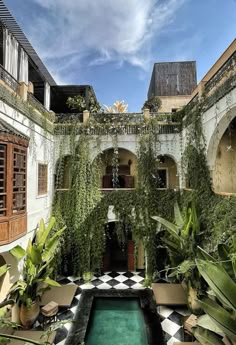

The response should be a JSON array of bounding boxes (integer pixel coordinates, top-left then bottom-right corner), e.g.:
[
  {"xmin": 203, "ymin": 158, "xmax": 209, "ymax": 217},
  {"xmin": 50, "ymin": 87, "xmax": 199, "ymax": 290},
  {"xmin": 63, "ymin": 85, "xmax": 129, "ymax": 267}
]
[
  {"xmin": 55, "ymin": 122, "xmax": 181, "ymax": 135},
  {"xmin": 0, "ymin": 64, "xmax": 20, "ymax": 93},
  {"xmin": 27, "ymin": 92, "xmax": 49, "ymax": 115},
  {"xmin": 55, "ymin": 112, "xmax": 181, "ymax": 136},
  {"xmin": 204, "ymin": 50, "xmax": 236, "ymax": 94}
]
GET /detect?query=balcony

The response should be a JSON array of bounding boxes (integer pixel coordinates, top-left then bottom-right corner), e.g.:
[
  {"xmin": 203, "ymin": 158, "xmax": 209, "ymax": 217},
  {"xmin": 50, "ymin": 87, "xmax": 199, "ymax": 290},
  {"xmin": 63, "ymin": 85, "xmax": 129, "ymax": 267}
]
[
  {"xmin": 204, "ymin": 50, "xmax": 236, "ymax": 94},
  {"xmin": 0, "ymin": 64, "xmax": 20, "ymax": 93},
  {"xmin": 55, "ymin": 112, "xmax": 181, "ymax": 136}
]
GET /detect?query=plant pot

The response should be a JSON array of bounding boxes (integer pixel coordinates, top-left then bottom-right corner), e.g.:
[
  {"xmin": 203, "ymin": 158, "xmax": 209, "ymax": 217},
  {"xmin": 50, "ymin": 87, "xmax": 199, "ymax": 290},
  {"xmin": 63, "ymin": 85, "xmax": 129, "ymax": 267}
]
[
  {"xmin": 19, "ymin": 301, "xmax": 40, "ymax": 329},
  {"xmin": 187, "ymin": 286, "xmax": 201, "ymax": 313}
]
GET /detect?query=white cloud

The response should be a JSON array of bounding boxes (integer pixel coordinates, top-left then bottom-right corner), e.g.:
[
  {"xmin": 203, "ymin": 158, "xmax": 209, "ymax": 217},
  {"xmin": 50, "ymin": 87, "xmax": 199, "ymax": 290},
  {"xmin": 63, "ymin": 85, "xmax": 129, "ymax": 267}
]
[{"xmin": 28, "ymin": 0, "xmax": 186, "ymax": 75}]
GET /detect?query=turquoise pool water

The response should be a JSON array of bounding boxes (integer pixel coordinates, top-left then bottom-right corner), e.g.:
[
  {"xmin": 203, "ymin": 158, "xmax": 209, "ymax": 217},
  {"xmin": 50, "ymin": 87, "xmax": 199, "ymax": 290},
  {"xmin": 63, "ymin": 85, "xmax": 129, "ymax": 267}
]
[{"xmin": 86, "ymin": 298, "xmax": 148, "ymax": 345}]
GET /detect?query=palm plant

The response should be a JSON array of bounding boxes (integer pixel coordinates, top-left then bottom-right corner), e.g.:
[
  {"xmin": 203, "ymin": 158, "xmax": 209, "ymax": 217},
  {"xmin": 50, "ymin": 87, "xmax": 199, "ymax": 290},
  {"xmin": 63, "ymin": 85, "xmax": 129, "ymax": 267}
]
[
  {"xmin": 152, "ymin": 201, "xmax": 202, "ymax": 310},
  {"xmin": 152, "ymin": 201, "xmax": 200, "ymax": 281},
  {"xmin": 9, "ymin": 217, "xmax": 65, "ymax": 307},
  {"xmin": 192, "ymin": 242, "xmax": 236, "ymax": 345},
  {"xmin": 104, "ymin": 100, "xmax": 128, "ymax": 113}
]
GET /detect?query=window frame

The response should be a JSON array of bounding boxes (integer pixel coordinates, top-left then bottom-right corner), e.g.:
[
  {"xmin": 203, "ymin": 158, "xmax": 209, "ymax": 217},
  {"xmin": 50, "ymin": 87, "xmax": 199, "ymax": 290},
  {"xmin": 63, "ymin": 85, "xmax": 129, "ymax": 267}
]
[
  {"xmin": 37, "ymin": 162, "xmax": 48, "ymax": 196},
  {"xmin": 0, "ymin": 135, "xmax": 28, "ymax": 222}
]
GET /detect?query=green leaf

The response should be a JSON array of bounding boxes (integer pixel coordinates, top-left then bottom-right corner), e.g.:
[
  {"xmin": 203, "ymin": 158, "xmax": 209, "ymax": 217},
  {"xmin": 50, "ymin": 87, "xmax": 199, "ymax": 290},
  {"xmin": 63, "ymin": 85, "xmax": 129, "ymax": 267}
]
[
  {"xmin": 177, "ymin": 260, "xmax": 195, "ymax": 275},
  {"xmin": 198, "ymin": 298, "xmax": 236, "ymax": 340},
  {"xmin": 197, "ymin": 314, "xmax": 223, "ymax": 335},
  {"xmin": 191, "ymin": 200, "xmax": 200, "ymax": 235},
  {"xmin": 174, "ymin": 202, "xmax": 184, "ymax": 228},
  {"xmin": 30, "ymin": 246, "xmax": 42, "ymax": 266},
  {"xmin": 42, "ymin": 227, "xmax": 66, "ymax": 262},
  {"xmin": 218, "ymin": 244, "xmax": 234, "ymax": 279},
  {"xmin": 152, "ymin": 215, "xmax": 180, "ymax": 240},
  {"xmin": 36, "ymin": 217, "xmax": 56, "ymax": 249},
  {"xmin": 181, "ymin": 210, "xmax": 192, "ymax": 238},
  {"xmin": 10, "ymin": 246, "xmax": 26, "ymax": 260},
  {"xmin": 43, "ymin": 278, "xmax": 61, "ymax": 287},
  {"xmin": 196, "ymin": 259, "xmax": 236, "ymax": 311},
  {"xmin": 0, "ymin": 264, "xmax": 10, "ymax": 278},
  {"xmin": 192, "ymin": 325, "xmax": 225, "ymax": 345},
  {"xmin": 197, "ymin": 246, "xmax": 215, "ymax": 261}
]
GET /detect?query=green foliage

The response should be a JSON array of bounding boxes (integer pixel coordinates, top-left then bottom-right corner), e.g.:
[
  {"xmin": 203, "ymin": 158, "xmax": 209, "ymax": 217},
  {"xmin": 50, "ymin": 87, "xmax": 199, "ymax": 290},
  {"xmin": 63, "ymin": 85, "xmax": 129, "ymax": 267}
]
[
  {"xmin": 142, "ymin": 96, "xmax": 162, "ymax": 112},
  {"xmin": 67, "ymin": 90, "xmax": 101, "ymax": 113},
  {"xmin": 152, "ymin": 201, "xmax": 201, "ymax": 287},
  {"xmin": 0, "ymin": 264, "xmax": 10, "ymax": 278},
  {"xmin": 192, "ymin": 326, "xmax": 225, "ymax": 345},
  {"xmin": 195, "ymin": 254, "xmax": 236, "ymax": 344},
  {"xmin": 9, "ymin": 217, "xmax": 65, "ymax": 307},
  {"xmin": 53, "ymin": 114, "xmax": 180, "ymax": 277}
]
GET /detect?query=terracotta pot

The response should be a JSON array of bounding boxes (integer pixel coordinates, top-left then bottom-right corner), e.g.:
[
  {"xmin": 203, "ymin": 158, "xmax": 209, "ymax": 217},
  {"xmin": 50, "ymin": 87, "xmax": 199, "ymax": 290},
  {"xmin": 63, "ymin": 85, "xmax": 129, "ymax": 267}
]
[{"xmin": 19, "ymin": 301, "xmax": 40, "ymax": 329}]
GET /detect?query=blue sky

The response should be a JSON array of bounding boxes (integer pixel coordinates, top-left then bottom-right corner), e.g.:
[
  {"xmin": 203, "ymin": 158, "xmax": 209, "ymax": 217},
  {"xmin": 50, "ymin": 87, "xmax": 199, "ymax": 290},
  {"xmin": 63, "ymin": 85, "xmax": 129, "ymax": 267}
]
[{"xmin": 4, "ymin": 0, "xmax": 236, "ymax": 111}]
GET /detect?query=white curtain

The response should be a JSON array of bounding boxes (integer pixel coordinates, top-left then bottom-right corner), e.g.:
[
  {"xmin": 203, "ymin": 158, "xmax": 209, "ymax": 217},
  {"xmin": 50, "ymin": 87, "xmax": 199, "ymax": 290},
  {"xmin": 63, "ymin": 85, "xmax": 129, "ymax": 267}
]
[
  {"xmin": 3, "ymin": 28, "xmax": 19, "ymax": 80},
  {"xmin": 19, "ymin": 48, "xmax": 28, "ymax": 84},
  {"xmin": 44, "ymin": 81, "xmax": 50, "ymax": 110}
]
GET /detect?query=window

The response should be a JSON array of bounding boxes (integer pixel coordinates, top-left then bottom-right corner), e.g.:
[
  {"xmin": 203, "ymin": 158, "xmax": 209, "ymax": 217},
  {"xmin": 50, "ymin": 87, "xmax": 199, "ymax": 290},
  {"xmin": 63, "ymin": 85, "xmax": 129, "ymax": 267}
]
[
  {"xmin": 38, "ymin": 163, "xmax": 48, "ymax": 195},
  {"xmin": 0, "ymin": 121, "xmax": 28, "ymax": 244},
  {"xmin": 0, "ymin": 143, "xmax": 27, "ymax": 218},
  {"xmin": 13, "ymin": 146, "xmax": 26, "ymax": 213},
  {"xmin": 0, "ymin": 144, "xmax": 7, "ymax": 217}
]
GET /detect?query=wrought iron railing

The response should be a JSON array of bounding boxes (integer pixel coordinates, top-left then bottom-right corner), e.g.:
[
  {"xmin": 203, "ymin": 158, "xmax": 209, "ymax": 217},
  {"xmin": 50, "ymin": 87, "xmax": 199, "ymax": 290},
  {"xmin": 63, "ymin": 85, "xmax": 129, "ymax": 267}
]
[
  {"xmin": 204, "ymin": 51, "xmax": 236, "ymax": 94},
  {"xmin": 0, "ymin": 64, "xmax": 20, "ymax": 93},
  {"xmin": 91, "ymin": 112, "xmax": 144, "ymax": 123},
  {"xmin": 55, "ymin": 121, "xmax": 181, "ymax": 136}
]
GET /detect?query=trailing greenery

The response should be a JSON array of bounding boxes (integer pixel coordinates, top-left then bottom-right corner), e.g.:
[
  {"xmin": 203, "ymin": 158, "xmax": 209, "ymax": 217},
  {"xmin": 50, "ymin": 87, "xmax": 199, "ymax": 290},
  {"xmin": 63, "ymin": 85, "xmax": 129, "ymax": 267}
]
[
  {"xmin": 67, "ymin": 90, "xmax": 101, "ymax": 113},
  {"xmin": 53, "ymin": 83, "xmax": 236, "ymax": 282},
  {"xmin": 142, "ymin": 96, "xmax": 162, "ymax": 112},
  {"xmin": 53, "ymin": 114, "xmax": 180, "ymax": 276},
  {"xmin": 181, "ymin": 95, "xmax": 236, "ymax": 254}
]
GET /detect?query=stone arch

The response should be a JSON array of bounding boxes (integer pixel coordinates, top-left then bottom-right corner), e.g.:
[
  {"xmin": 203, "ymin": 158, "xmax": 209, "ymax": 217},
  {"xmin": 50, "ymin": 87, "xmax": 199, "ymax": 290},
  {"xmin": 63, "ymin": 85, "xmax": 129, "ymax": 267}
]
[
  {"xmin": 157, "ymin": 154, "xmax": 179, "ymax": 188},
  {"xmin": 207, "ymin": 106, "xmax": 236, "ymax": 169},
  {"xmin": 211, "ymin": 115, "xmax": 236, "ymax": 193},
  {"xmin": 98, "ymin": 147, "xmax": 138, "ymax": 189}
]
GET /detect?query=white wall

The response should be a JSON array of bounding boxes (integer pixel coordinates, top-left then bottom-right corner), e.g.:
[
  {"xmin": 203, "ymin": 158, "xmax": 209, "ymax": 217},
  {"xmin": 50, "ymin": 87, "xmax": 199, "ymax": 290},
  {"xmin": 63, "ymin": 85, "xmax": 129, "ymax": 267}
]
[{"xmin": 0, "ymin": 100, "xmax": 54, "ymax": 253}]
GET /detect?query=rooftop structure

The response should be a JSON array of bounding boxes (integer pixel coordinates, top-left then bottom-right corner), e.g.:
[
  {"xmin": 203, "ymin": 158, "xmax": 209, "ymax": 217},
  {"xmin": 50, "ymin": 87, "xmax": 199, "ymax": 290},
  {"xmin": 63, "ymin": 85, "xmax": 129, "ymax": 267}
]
[{"xmin": 148, "ymin": 61, "xmax": 197, "ymax": 99}]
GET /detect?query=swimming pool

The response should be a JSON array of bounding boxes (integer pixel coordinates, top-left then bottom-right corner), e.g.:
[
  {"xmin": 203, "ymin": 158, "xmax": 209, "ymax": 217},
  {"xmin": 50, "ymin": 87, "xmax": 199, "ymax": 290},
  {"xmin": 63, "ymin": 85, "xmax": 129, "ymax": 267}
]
[
  {"xmin": 86, "ymin": 297, "xmax": 148, "ymax": 345},
  {"xmin": 65, "ymin": 289, "xmax": 165, "ymax": 345}
]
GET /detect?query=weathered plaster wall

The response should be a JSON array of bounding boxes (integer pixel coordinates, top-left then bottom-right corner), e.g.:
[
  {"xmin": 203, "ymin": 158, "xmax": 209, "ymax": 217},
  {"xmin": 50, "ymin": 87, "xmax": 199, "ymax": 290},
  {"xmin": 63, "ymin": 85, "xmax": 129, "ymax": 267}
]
[
  {"xmin": 0, "ymin": 100, "xmax": 54, "ymax": 253},
  {"xmin": 213, "ymin": 126, "xmax": 236, "ymax": 193}
]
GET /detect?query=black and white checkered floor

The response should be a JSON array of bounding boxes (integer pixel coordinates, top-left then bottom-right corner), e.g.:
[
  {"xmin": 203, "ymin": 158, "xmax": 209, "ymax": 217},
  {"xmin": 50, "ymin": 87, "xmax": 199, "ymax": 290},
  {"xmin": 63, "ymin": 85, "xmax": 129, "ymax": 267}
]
[{"xmin": 39, "ymin": 271, "xmax": 192, "ymax": 345}]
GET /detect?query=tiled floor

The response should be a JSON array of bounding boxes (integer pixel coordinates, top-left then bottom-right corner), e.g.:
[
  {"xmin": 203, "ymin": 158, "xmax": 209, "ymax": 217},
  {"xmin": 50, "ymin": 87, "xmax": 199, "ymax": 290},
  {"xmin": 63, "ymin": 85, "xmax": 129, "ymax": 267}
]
[{"xmin": 38, "ymin": 271, "xmax": 191, "ymax": 345}]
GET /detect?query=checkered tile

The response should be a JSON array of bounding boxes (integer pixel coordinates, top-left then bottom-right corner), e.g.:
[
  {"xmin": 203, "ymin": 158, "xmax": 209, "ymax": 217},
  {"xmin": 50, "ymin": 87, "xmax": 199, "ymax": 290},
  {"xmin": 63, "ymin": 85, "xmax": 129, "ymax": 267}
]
[
  {"xmin": 37, "ymin": 271, "xmax": 191, "ymax": 344},
  {"xmin": 158, "ymin": 305, "xmax": 193, "ymax": 344}
]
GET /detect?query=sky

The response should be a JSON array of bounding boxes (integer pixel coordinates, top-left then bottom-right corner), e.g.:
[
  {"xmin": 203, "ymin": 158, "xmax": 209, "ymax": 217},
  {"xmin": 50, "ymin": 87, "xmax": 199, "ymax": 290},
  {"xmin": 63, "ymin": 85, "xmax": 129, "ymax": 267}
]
[{"xmin": 4, "ymin": 0, "xmax": 236, "ymax": 112}]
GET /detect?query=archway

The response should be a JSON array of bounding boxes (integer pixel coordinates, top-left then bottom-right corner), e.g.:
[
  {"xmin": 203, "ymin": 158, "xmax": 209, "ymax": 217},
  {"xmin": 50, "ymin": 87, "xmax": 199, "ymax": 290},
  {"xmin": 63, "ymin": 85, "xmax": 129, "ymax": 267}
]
[
  {"xmin": 103, "ymin": 221, "xmax": 134, "ymax": 272},
  {"xmin": 212, "ymin": 117, "xmax": 236, "ymax": 193},
  {"xmin": 100, "ymin": 148, "xmax": 137, "ymax": 189},
  {"xmin": 156, "ymin": 155, "xmax": 179, "ymax": 188},
  {"xmin": 207, "ymin": 107, "xmax": 236, "ymax": 169}
]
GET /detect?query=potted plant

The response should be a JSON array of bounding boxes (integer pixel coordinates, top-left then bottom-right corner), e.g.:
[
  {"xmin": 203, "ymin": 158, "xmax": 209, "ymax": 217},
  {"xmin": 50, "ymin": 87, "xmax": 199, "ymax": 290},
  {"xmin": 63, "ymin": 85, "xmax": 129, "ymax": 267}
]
[
  {"xmin": 8, "ymin": 217, "xmax": 65, "ymax": 329},
  {"xmin": 152, "ymin": 200, "xmax": 202, "ymax": 311}
]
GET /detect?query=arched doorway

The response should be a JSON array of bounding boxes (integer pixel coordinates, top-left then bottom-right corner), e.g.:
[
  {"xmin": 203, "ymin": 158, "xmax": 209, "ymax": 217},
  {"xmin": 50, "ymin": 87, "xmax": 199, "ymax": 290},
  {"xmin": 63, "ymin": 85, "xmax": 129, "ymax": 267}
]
[
  {"xmin": 156, "ymin": 155, "xmax": 179, "ymax": 188},
  {"xmin": 103, "ymin": 222, "xmax": 135, "ymax": 272},
  {"xmin": 213, "ymin": 117, "xmax": 236, "ymax": 193},
  {"xmin": 100, "ymin": 148, "xmax": 137, "ymax": 189}
]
